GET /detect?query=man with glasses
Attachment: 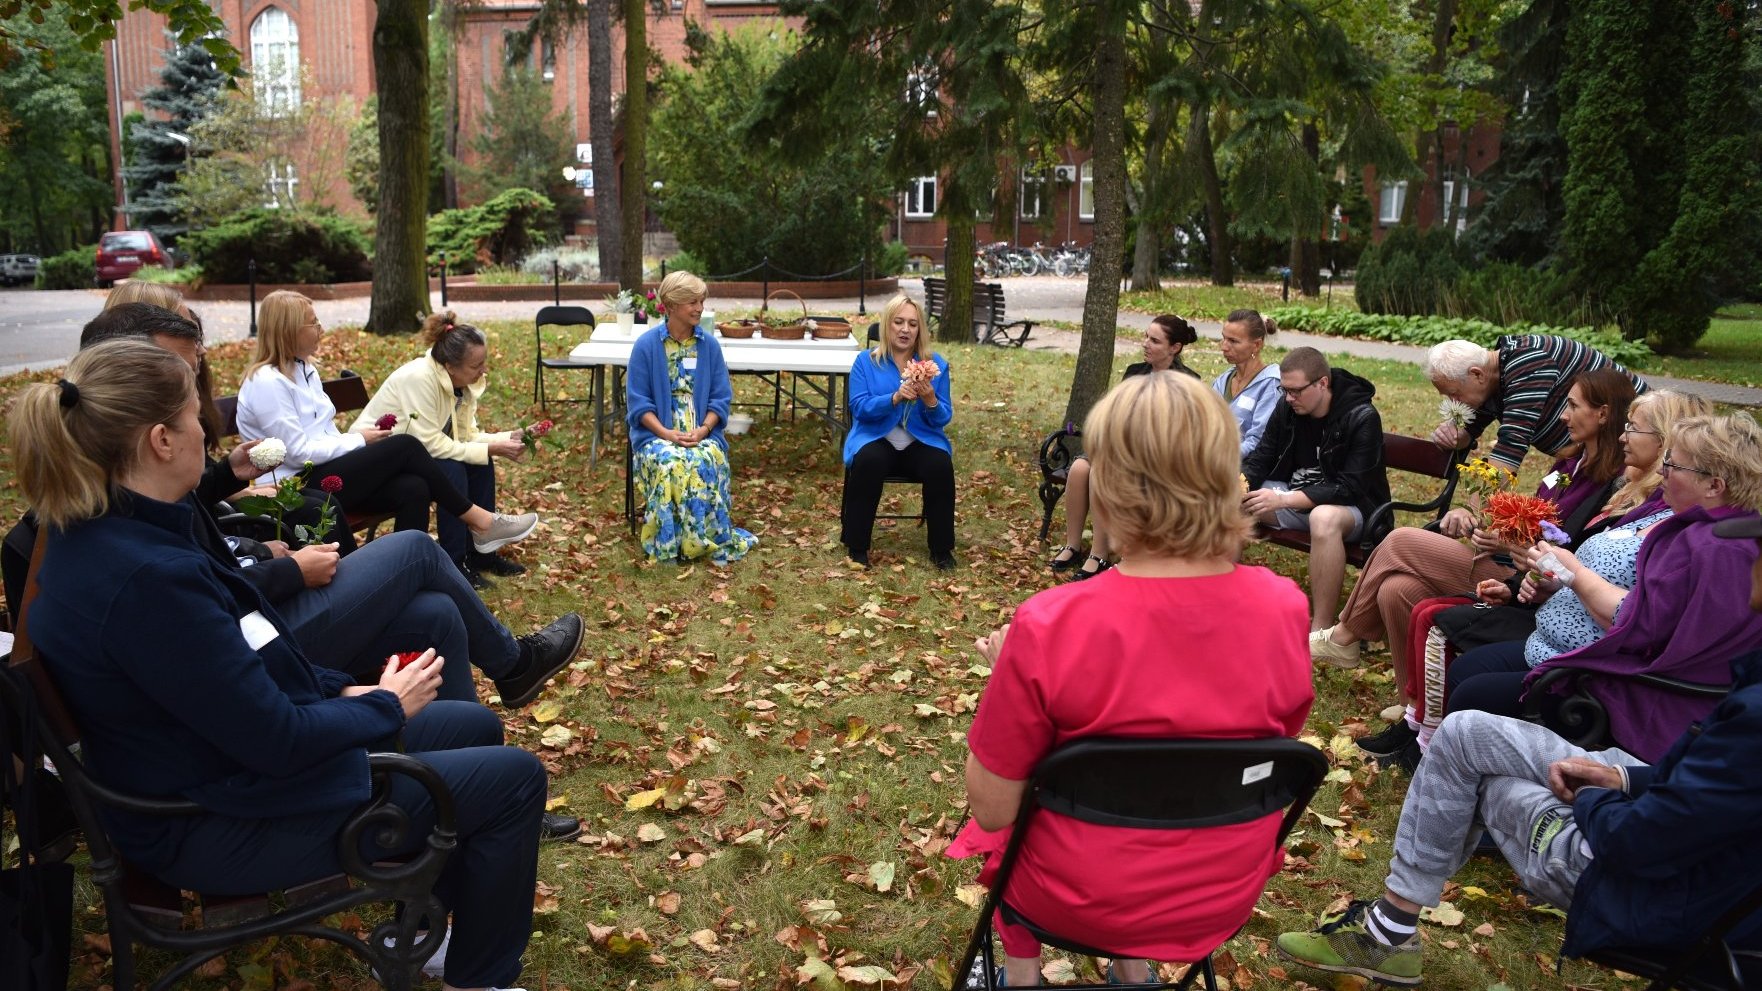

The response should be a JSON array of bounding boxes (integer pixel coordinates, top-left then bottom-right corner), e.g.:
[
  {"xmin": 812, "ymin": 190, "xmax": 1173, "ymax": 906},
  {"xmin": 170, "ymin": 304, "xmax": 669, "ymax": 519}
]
[
  {"xmin": 1276, "ymin": 512, "xmax": 1762, "ymax": 987},
  {"xmin": 1243, "ymin": 346, "xmax": 1390, "ymax": 630}
]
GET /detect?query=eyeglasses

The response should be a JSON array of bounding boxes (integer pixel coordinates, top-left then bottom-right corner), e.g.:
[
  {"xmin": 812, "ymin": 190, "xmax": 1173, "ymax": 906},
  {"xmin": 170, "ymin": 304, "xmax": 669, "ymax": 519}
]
[
  {"xmin": 1621, "ymin": 422, "xmax": 1660, "ymax": 437},
  {"xmin": 1660, "ymin": 451, "xmax": 1713, "ymax": 478},
  {"xmin": 1280, "ymin": 379, "xmax": 1321, "ymax": 401}
]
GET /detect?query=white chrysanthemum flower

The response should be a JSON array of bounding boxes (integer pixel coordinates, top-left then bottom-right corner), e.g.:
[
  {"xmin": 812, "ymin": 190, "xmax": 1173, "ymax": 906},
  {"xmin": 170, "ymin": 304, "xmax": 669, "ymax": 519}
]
[
  {"xmin": 248, "ymin": 437, "xmax": 287, "ymax": 470},
  {"xmin": 1437, "ymin": 398, "xmax": 1476, "ymax": 430}
]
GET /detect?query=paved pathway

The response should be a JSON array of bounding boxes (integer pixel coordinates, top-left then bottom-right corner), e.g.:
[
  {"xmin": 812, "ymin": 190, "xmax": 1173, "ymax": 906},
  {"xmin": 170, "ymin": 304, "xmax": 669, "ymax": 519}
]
[{"xmin": 3, "ymin": 278, "xmax": 1756, "ymax": 406}]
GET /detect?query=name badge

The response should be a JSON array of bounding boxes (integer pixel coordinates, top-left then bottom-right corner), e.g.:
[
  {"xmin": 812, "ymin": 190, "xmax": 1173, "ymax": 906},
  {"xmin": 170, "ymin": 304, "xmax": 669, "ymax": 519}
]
[
  {"xmin": 239, "ymin": 610, "xmax": 280, "ymax": 651},
  {"xmin": 1235, "ymin": 394, "xmax": 1255, "ymax": 410},
  {"xmin": 683, "ymin": 357, "xmax": 698, "ymax": 371},
  {"xmin": 1606, "ymin": 529, "xmax": 1634, "ymax": 540},
  {"xmin": 1543, "ymin": 471, "xmax": 1563, "ymax": 489}
]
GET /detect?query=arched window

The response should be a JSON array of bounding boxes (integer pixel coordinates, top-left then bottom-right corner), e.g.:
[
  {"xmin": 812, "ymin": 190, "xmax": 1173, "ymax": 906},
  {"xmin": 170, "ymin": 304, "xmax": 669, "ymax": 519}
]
[{"xmin": 251, "ymin": 7, "xmax": 301, "ymax": 115}]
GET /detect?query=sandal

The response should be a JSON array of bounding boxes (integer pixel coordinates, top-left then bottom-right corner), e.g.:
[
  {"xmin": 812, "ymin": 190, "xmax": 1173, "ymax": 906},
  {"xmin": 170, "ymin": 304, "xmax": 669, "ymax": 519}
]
[
  {"xmin": 1072, "ymin": 554, "xmax": 1111, "ymax": 581},
  {"xmin": 1047, "ymin": 544, "xmax": 1083, "ymax": 572}
]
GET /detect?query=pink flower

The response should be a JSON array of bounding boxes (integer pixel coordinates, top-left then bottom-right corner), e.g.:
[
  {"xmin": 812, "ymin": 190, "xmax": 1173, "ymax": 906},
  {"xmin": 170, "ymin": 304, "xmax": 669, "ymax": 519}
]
[
  {"xmin": 375, "ymin": 413, "xmax": 398, "ymax": 430},
  {"xmin": 533, "ymin": 419, "xmax": 554, "ymax": 437},
  {"xmin": 320, "ymin": 475, "xmax": 344, "ymax": 494}
]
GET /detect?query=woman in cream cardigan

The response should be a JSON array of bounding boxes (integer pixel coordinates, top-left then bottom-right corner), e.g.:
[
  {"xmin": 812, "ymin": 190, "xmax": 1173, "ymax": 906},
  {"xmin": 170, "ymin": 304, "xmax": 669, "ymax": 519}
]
[{"xmin": 354, "ymin": 311, "xmax": 533, "ymax": 587}]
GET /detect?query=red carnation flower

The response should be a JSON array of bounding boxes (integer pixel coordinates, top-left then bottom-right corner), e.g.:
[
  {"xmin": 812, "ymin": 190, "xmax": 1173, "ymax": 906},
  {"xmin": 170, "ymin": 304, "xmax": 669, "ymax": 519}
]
[
  {"xmin": 375, "ymin": 413, "xmax": 398, "ymax": 430},
  {"xmin": 393, "ymin": 650, "xmax": 423, "ymax": 671},
  {"xmin": 534, "ymin": 419, "xmax": 554, "ymax": 437},
  {"xmin": 320, "ymin": 475, "xmax": 344, "ymax": 494}
]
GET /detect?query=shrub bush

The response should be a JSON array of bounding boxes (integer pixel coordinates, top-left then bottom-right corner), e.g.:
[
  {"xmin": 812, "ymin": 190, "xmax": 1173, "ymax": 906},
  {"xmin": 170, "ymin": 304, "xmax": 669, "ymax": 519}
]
[
  {"xmin": 37, "ymin": 247, "xmax": 97, "ymax": 290},
  {"xmin": 519, "ymin": 245, "xmax": 599, "ymax": 283},
  {"xmin": 426, "ymin": 188, "xmax": 556, "ymax": 274},
  {"xmin": 874, "ymin": 240, "xmax": 909, "ymax": 278},
  {"xmin": 1445, "ymin": 262, "xmax": 1609, "ymax": 329},
  {"xmin": 1354, "ymin": 225, "xmax": 1464, "ymax": 315},
  {"xmin": 663, "ymin": 250, "xmax": 709, "ymax": 279},
  {"xmin": 1266, "ymin": 305, "xmax": 1653, "ymax": 366},
  {"xmin": 181, "ymin": 210, "xmax": 372, "ymax": 284}
]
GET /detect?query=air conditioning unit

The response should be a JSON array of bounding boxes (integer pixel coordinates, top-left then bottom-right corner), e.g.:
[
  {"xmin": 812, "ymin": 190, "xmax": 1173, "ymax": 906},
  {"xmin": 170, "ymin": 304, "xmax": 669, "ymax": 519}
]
[{"xmin": 1053, "ymin": 165, "xmax": 1077, "ymax": 182}]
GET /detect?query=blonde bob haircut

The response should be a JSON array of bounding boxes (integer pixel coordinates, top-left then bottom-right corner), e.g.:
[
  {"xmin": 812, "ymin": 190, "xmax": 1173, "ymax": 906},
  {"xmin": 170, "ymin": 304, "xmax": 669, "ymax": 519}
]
[
  {"xmin": 868, "ymin": 294, "xmax": 932, "ymax": 365},
  {"xmin": 1670, "ymin": 413, "xmax": 1762, "ymax": 512},
  {"xmin": 244, "ymin": 290, "xmax": 315, "ymax": 382},
  {"xmin": 103, "ymin": 280, "xmax": 188, "ymax": 315},
  {"xmin": 1602, "ymin": 389, "xmax": 1714, "ymax": 517},
  {"xmin": 656, "ymin": 270, "xmax": 708, "ymax": 311},
  {"xmin": 9, "ymin": 340, "xmax": 195, "ymax": 530},
  {"xmin": 1086, "ymin": 372, "xmax": 1251, "ymax": 560}
]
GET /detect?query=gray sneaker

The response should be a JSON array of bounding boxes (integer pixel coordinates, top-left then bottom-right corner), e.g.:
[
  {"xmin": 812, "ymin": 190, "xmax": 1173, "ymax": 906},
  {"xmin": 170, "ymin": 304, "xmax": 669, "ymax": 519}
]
[{"xmin": 472, "ymin": 512, "xmax": 538, "ymax": 553}]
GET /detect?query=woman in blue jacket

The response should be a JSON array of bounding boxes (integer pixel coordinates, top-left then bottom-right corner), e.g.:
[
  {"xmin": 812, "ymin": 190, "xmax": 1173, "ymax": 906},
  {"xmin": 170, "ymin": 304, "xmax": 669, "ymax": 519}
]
[
  {"xmin": 11, "ymin": 340, "xmax": 544, "ymax": 991},
  {"xmin": 841, "ymin": 294, "xmax": 956, "ymax": 569},
  {"xmin": 625, "ymin": 270, "xmax": 757, "ymax": 565}
]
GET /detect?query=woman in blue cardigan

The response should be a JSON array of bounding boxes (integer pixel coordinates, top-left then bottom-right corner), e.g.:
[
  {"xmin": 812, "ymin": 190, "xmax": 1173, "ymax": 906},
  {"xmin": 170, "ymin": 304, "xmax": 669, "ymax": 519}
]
[
  {"xmin": 11, "ymin": 340, "xmax": 545, "ymax": 991},
  {"xmin": 841, "ymin": 294, "xmax": 956, "ymax": 569},
  {"xmin": 625, "ymin": 270, "xmax": 757, "ymax": 564}
]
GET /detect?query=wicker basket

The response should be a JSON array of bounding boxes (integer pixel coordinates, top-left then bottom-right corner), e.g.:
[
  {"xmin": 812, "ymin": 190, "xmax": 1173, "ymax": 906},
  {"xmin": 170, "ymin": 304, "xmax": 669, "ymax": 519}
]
[
  {"xmin": 758, "ymin": 289, "xmax": 809, "ymax": 340},
  {"xmin": 716, "ymin": 320, "xmax": 758, "ymax": 339},
  {"xmin": 808, "ymin": 317, "xmax": 852, "ymax": 340}
]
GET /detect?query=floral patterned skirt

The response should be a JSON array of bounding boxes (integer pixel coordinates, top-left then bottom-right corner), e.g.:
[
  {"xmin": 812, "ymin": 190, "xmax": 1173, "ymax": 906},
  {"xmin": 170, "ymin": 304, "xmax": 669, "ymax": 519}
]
[{"xmin": 633, "ymin": 439, "xmax": 757, "ymax": 564}]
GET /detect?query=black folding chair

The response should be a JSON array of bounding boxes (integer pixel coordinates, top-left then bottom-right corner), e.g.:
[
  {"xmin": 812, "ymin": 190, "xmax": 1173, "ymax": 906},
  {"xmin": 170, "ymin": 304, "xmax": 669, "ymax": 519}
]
[
  {"xmin": 533, "ymin": 305, "xmax": 597, "ymax": 412},
  {"xmin": 953, "ymin": 737, "xmax": 1328, "ymax": 991}
]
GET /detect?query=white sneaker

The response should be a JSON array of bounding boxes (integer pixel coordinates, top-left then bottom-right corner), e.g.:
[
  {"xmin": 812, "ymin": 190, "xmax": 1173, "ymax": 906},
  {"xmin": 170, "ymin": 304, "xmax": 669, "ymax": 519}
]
[
  {"xmin": 376, "ymin": 928, "xmax": 448, "ymax": 979},
  {"xmin": 1309, "ymin": 626, "xmax": 1362, "ymax": 668},
  {"xmin": 472, "ymin": 512, "xmax": 539, "ymax": 553}
]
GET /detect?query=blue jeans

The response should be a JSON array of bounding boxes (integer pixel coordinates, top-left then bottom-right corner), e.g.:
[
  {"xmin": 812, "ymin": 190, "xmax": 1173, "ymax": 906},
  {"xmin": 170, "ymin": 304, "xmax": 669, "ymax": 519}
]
[
  {"xmin": 275, "ymin": 530, "xmax": 520, "ymax": 702},
  {"xmin": 434, "ymin": 458, "xmax": 497, "ymax": 565},
  {"xmin": 155, "ymin": 701, "xmax": 544, "ymax": 989}
]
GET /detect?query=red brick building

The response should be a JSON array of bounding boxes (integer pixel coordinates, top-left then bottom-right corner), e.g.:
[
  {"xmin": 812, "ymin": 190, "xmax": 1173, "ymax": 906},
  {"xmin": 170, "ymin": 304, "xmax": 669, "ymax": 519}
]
[{"xmin": 1360, "ymin": 123, "xmax": 1503, "ymax": 242}]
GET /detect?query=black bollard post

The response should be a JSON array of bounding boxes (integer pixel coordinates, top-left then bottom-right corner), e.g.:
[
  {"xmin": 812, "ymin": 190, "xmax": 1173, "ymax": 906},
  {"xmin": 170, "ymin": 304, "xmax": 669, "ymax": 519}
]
[
  {"xmin": 1281, "ymin": 266, "xmax": 1291, "ymax": 302},
  {"xmin": 439, "ymin": 251, "xmax": 449, "ymax": 308},
  {"xmin": 553, "ymin": 258, "xmax": 561, "ymax": 306},
  {"xmin": 858, "ymin": 243, "xmax": 868, "ymax": 316},
  {"xmin": 660, "ymin": 258, "xmax": 668, "ymax": 279},
  {"xmin": 761, "ymin": 256, "xmax": 770, "ymax": 304},
  {"xmin": 248, "ymin": 257, "xmax": 258, "ymax": 337}
]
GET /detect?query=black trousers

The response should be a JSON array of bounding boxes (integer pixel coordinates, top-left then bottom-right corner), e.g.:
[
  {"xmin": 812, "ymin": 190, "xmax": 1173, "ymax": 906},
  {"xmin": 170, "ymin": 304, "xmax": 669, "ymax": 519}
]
[
  {"xmin": 313, "ymin": 434, "xmax": 474, "ymax": 535},
  {"xmin": 841, "ymin": 438, "xmax": 955, "ymax": 556}
]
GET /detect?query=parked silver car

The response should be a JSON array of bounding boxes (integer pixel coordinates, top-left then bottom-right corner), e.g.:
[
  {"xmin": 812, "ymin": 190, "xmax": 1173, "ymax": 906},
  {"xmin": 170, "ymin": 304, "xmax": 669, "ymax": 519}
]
[{"xmin": 0, "ymin": 253, "xmax": 40, "ymax": 287}]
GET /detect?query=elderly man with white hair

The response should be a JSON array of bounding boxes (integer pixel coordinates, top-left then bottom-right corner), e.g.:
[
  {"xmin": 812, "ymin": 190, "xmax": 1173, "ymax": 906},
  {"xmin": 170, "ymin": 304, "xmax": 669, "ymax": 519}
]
[{"xmin": 1426, "ymin": 335, "xmax": 1646, "ymax": 471}]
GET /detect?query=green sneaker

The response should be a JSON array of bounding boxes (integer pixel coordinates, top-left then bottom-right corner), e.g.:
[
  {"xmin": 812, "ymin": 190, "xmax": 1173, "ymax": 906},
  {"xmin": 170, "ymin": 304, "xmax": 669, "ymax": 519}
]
[{"xmin": 1277, "ymin": 899, "xmax": 1423, "ymax": 986}]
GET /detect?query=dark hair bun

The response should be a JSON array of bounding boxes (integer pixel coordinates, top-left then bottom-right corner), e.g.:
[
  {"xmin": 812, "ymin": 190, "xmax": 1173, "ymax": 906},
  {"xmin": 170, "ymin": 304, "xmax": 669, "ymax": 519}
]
[{"xmin": 1153, "ymin": 314, "xmax": 1199, "ymax": 345}]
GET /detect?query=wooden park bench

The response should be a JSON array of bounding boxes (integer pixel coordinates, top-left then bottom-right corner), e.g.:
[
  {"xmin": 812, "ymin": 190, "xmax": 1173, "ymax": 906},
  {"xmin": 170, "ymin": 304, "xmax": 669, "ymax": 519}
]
[
  {"xmin": 923, "ymin": 276, "xmax": 1035, "ymax": 347},
  {"xmin": 1036, "ymin": 430, "xmax": 1464, "ymax": 564}
]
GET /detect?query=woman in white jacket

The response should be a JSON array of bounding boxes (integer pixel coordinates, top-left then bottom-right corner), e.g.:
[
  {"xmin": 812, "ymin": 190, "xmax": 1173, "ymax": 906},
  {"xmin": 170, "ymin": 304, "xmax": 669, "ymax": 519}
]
[
  {"xmin": 353, "ymin": 312, "xmax": 532, "ymax": 586},
  {"xmin": 236, "ymin": 291, "xmax": 538, "ymax": 562}
]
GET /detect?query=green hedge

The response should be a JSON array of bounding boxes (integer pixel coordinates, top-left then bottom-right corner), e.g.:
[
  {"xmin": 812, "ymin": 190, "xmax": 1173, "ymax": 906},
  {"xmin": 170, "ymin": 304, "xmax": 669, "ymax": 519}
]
[
  {"xmin": 1265, "ymin": 306, "xmax": 1653, "ymax": 367},
  {"xmin": 426, "ymin": 188, "xmax": 555, "ymax": 274},
  {"xmin": 37, "ymin": 247, "xmax": 96, "ymax": 290},
  {"xmin": 181, "ymin": 210, "xmax": 372, "ymax": 284},
  {"xmin": 1353, "ymin": 225, "xmax": 1463, "ymax": 316}
]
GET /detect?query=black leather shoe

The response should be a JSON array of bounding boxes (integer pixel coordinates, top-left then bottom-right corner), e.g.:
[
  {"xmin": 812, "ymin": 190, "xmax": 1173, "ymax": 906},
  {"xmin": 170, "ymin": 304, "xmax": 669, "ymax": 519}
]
[
  {"xmin": 457, "ymin": 559, "xmax": 491, "ymax": 591},
  {"xmin": 496, "ymin": 613, "xmax": 585, "ymax": 708},
  {"xmin": 1356, "ymin": 720, "xmax": 1419, "ymax": 757},
  {"xmin": 848, "ymin": 549, "xmax": 870, "ymax": 568},
  {"xmin": 469, "ymin": 551, "xmax": 526, "ymax": 577},
  {"xmin": 1375, "ymin": 739, "xmax": 1423, "ymax": 775},
  {"xmin": 933, "ymin": 552, "xmax": 957, "ymax": 571},
  {"xmin": 541, "ymin": 811, "xmax": 583, "ymax": 843}
]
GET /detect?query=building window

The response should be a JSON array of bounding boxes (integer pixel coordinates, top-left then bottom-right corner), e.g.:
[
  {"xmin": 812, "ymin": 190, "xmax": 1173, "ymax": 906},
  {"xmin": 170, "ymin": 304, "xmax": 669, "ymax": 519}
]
[
  {"xmin": 906, "ymin": 66, "xmax": 938, "ymax": 118},
  {"xmin": 905, "ymin": 175, "xmax": 937, "ymax": 218},
  {"xmin": 1441, "ymin": 174, "xmax": 1470, "ymax": 233},
  {"xmin": 541, "ymin": 37, "xmax": 556, "ymax": 81},
  {"xmin": 1078, "ymin": 161, "xmax": 1094, "ymax": 220},
  {"xmin": 1378, "ymin": 180, "xmax": 1407, "ymax": 225},
  {"xmin": 503, "ymin": 30, "xmax": 532, "ymax": 71},
  {"xmin": 1019, "ymin": 168, "xmax": 1045, "ymax": 220},
  {"xmin": 265, "ymin": 159, "xmax": 299, "ymax": 209},
  {"xmin": 250, "ymin": 7, "xmax": 301, "ymax": 115}
]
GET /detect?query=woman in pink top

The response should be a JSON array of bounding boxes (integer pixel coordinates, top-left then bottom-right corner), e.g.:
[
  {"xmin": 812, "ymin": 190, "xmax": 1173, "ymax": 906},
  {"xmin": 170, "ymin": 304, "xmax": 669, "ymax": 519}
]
[{"xmin": 957, "ymin": 373, "xmax": 1314, "ymax": 985}]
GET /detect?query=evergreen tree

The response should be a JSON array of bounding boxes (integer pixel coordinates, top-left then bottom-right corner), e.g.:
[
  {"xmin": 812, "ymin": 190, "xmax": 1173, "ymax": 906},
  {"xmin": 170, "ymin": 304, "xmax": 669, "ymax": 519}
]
[{"xmin": 124, "ymin": 41, "xmax": 228, "ymax": 242}]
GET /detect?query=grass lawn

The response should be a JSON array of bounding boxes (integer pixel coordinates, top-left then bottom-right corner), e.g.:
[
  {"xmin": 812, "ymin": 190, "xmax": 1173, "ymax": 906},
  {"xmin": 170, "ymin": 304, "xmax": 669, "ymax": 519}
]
[
  {"xmin": 1642, "ymin": 307, "xmax": 1762, "ymax": 388},
  {"xmin": 1121, "ymin": 281, "xmax": 1359, "ymax": 322},
  {"xmin": 0, "ymin": 321, "xmax": 1651, "ymax": 991}
]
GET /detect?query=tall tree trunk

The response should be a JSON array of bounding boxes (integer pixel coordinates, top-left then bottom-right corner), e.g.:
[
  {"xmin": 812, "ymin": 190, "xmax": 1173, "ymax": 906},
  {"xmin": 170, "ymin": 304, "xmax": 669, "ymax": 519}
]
[
  {"xmin": 587, "ymin": 0, "xmax": 621, "ymax": 280},
  {"xmin": 1290, "ymin": 120, "xmax": 1322, "ymax": 296},
  {"xmin": 941, "ymin": 175, "xmax": 975, "ymax": 345},
  {"xmin": 618, "ymin": 0, "xmax": 646, "ymax": 290},
  {"xmin": 1129, "ymin": 97, "xmax": 1172, "ymax": 291},
  {"xmin": 1193, "ymin": 102, "xmax": 1232, "ymax": 286},
  {"xmin": 1065, "ymin": 16, "xmax": 1127, "ymax": 431},
  {"xmin": 367, "ymin": 0, "xmax": 430, "ymax": 334}
]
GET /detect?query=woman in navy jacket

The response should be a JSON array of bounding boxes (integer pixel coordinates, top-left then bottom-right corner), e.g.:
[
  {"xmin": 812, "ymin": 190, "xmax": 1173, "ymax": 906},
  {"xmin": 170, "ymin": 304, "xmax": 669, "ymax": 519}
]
[
  {"xmin": 625, "ymin": 270, "xmax": 757, "ymax": 564},
  {"xmin": 11, "ymin": 340, "xmax": 544, "ymax": 991},
  {"xmin": 841, "ymin": 294, "xmax": 956, "ymax": 569}
]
